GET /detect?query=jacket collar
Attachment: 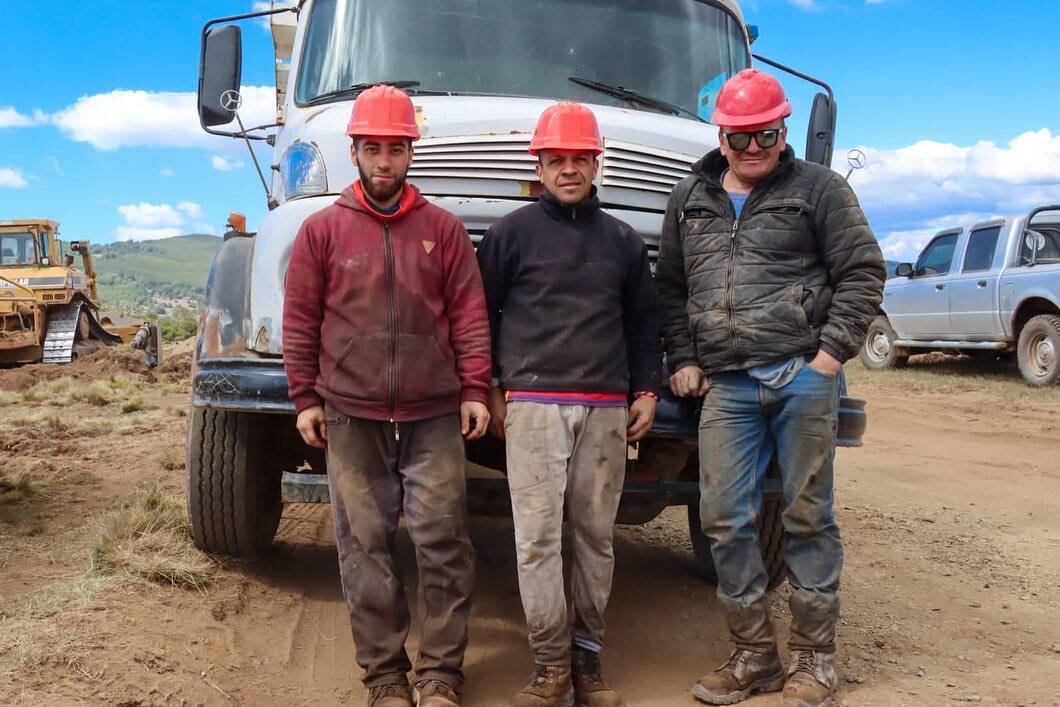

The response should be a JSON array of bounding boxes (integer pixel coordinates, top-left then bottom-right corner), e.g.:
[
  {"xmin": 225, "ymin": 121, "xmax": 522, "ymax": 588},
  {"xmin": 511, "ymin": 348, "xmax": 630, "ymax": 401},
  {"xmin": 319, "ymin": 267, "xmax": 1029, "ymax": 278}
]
[
  {"xmin": 337, "ymin": 180, "xmax": 425, "ymax": 223},
  {"xmin": 692, "ymin": 145, "xmax": 796, "ymax": 194},
  {"xmin": 538, "ymin": 185, "xmax": 601, "ymax": 223}
]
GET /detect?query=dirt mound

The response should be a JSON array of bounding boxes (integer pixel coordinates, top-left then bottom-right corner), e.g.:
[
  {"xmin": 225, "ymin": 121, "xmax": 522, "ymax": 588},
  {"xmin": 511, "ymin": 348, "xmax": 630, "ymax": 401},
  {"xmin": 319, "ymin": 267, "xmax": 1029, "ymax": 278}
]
[
  {"xmin": 158, "ymin": 351, "xmax": 193, "ymax": 381},
  {"xmin": 0, "ymin": 348, "xmax": 155, "ymax": 392}
]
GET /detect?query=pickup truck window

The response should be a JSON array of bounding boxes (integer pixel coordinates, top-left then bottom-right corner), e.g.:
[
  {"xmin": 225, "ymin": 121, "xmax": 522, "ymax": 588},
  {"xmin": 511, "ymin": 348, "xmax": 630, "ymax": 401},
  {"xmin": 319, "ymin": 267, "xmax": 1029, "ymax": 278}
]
[
  {"xmin": 1020, "ymin": 226, "xmax": 1060, "ymax": 264},
  {"xmin": 914, "ymin": 233, "xmax": 959, "ymax": 277},
  {"xmin": 962, "ymin": 226, "xmax": 1001, "ymax": 272}
]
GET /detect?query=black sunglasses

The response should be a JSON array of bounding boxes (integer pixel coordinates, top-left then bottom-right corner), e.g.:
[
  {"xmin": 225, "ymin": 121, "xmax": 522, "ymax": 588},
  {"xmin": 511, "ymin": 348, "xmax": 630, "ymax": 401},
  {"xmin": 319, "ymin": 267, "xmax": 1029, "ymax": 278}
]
[{"xmin": 723, "ymin": 128, "xmax": 784, "ymax": 151}]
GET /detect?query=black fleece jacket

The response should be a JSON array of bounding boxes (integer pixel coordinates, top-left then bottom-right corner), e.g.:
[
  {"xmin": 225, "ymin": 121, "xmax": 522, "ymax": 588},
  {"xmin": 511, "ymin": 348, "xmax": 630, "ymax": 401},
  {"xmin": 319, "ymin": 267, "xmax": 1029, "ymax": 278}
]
[{"xmin": 476, "ymin": 188, "xmax": 663, "ymax": 396}]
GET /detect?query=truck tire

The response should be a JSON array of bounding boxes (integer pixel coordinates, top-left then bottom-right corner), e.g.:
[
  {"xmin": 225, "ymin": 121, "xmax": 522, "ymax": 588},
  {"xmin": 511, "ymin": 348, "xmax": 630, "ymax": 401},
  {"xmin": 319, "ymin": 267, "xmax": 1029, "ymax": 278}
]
[
  {"xmin": 860, "ymin": 315, "xmax": 908, "ymax": 370},
  {"xmin": 1017, "ymin": 314, "xmax": 1060, "ymax": 386},
  {"xmin": 687, "ymin": 496, "xmax": 786, "ymax": 591},
  {"xmin": 187, "ymin": 407, "xmax": 283, "ymax": 556}
]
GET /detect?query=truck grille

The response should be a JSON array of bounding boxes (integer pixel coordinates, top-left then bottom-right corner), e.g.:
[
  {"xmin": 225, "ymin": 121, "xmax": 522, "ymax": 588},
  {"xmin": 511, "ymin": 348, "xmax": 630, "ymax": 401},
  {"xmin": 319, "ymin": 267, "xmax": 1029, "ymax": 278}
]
[
  {"xmin": 601, "ymin": 140, "xmax": 696, "ymax": 195},
  {"xmin": 408, "ymin": 134, "xmax": 537, "ymax": 182}
]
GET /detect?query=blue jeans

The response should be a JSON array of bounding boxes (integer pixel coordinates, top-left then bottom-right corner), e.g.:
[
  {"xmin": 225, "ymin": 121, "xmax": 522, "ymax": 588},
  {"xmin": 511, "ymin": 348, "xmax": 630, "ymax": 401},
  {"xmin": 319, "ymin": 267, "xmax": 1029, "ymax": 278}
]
[{"xmin": 698, "ymin": 365, "xmax": 843, "ymax": 651}]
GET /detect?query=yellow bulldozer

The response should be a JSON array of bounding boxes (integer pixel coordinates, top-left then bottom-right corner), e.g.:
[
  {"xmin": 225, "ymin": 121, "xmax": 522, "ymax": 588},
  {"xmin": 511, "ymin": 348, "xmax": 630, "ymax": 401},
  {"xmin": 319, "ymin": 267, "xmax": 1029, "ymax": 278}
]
[{"xmin": 0, "ymin": 219, "xmax": 161, "ymax": 366}]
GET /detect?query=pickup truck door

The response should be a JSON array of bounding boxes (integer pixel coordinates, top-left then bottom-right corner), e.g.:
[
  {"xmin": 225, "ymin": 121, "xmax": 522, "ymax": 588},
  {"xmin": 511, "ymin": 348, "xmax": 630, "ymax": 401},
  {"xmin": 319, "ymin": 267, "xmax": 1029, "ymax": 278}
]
[
  {"xmin": 947, "ymin": 224, "xmax": 1005, "ymax": 338},
  {"xmin": 886, "ymin": 232, "xmax": 960, "ymax": 339}
]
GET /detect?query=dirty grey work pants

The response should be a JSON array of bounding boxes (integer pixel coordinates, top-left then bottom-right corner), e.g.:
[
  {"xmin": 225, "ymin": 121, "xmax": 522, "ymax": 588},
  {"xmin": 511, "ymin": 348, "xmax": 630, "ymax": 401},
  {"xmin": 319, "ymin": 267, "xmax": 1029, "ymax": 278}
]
[
  {"xmin": 325, "ymin": 405, "xmax": 474, "ymax": 688},
  {"xmin": 504, "ymin": 402, "xmax": 628, "ymax": 665}
]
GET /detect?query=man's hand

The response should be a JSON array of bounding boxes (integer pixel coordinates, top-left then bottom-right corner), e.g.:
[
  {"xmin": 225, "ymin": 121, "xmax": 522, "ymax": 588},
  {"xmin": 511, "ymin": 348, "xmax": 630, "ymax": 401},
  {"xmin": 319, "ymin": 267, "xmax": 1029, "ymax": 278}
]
[
  {"xmin": 669, "ymin": 365, "xmax": 711, "ymax": 397},
  {"xmin": 808, "ymin": 349, "xmax": 843, "ymax": 377},
  {"xmin": 627, "ymin": 395, "xmax": 657, "ymax": 442},
  {"xmin": 486, "ymin": 387, "xmax": 507, "ymax": 439},
  {"xmin": 461, "ymin": 401, "xmax": 490, "ymax": 440},
  {"xmin": 296, "ymin": 405, "xmax": 327, "ymax": 449}
]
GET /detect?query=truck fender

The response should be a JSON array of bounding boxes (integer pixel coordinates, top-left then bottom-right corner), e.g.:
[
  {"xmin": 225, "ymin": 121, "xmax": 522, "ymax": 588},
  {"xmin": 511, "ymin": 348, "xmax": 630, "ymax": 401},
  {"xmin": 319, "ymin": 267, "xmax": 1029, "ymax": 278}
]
[{"xmin": 197, "ymin": 235, "xmax": 255, "ymax": 361}]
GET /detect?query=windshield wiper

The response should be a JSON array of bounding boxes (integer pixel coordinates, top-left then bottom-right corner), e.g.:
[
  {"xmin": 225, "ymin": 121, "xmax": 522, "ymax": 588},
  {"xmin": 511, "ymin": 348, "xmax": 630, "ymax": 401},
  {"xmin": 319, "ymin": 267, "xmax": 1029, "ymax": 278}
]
[
  {"xmin": 568, "ymin": 76, "xmax": 707, "ymax": 123},
  {"xmin": 305, "ymin": 80, "xmax": 452, "ymax": 106}
]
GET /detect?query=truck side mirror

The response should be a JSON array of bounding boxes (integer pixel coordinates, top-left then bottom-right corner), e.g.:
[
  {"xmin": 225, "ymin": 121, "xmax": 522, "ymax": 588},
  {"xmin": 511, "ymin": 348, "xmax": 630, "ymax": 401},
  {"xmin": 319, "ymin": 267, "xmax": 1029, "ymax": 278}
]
[
  {"xmin": 805, "ymin": 92, "xmax": 836, "ymax": 167},
  {"xmin": 895, "ymin": 262, "xmax": 913, "ymax": 278},
  {"xmin": 198, "ymin": 24, "xmax": 243, "ymax": 128}
]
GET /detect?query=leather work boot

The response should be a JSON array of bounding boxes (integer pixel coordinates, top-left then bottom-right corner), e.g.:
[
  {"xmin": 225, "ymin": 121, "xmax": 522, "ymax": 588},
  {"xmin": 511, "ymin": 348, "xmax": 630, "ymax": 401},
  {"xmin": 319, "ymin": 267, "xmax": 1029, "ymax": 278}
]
[
  {"xmin": 414, "ymin": 678, "xmax": 461, "ymax": 707},
  {"xmin": 571, "ymin": 648, "xmax": 624, "ymax": 707},
  {"xmin": 782, "ymin": 650, "xmax": 839, "ymax": 707},
  {"xmin": 368, "ymin": 681, "xmax": 414, "ymax": 707},
  {"xmin": 692, "ymin": 649, "xmax": 786, "ymax": 705},
  {"xmin": 508, "ymin": 664, "xmax": 574, "ymax": 707}
]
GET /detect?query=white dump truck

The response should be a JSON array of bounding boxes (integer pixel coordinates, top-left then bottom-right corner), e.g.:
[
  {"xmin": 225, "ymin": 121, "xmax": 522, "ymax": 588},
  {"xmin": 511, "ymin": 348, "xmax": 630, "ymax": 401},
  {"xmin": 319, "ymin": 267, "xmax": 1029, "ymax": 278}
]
[{"xmin": 188, "ymin": 0, "xmax": 866, "ymax": 589}]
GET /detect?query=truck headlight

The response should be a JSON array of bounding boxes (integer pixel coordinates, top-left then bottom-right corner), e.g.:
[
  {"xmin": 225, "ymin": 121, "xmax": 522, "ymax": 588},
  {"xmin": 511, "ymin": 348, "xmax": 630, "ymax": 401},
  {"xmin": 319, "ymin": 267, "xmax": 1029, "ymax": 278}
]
[{"xmin": 280, "ymin": 141, "xmax": 328, "ymax": 200}]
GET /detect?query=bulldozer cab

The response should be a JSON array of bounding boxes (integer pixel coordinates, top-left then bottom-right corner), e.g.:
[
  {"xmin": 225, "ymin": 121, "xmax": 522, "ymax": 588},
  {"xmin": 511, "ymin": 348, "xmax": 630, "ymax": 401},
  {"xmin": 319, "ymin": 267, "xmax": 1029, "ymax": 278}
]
[{"xmin": 0, "ymin": 220, "xmax": 56, "ymax": 268}]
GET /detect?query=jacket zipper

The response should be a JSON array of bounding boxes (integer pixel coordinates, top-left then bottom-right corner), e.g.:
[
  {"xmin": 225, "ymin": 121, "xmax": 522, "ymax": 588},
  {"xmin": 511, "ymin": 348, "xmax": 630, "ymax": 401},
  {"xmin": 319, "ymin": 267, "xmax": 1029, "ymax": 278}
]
[
  {"xmin": 383, "ymin": 221, "xmax": 399, "ymax": 440},
  {"xmin": 726, "ymin": 218, "xmax": 741, "ymax": 354}
]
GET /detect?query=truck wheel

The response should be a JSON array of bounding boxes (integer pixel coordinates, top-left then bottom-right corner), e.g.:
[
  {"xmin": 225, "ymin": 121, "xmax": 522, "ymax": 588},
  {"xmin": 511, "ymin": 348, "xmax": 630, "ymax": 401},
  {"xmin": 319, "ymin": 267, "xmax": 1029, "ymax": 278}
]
[
  {"xmin": 1017, "ymin": 314, "xmax": 1060, "ymax": 386},
  {"xmin": 687, "ymin": 497, "xmax": 787, "ymax": 591},
  {"xmin": 860, "ymin": 316, "xmax": 908, "ymax": 370},
  {"xmin": 187, "ymin": 408, "xmax": 283, "ymax": 556}
]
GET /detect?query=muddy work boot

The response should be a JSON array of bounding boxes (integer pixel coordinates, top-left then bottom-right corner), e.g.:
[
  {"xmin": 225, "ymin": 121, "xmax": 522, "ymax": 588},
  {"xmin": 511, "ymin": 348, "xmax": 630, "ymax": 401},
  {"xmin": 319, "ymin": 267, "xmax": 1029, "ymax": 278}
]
[
  {"xmin": 571, "ymin": 648, "xmax": 624, "ymax": 707},
  {"xmin": 414, "ymin": 678, "xmax": 461, "ymax": 707},
  {"xmin": 509, "ymin": 664, "xmax": 574, "ymax": 707},
  {"xmin": 692, "ymin": 649, "xmax": 785, "ymax": 705},
  {"xmin": 368, "ymin": 681, "xmax": 414, "ymax": 707},
  {"xmin": 782, "ymin": 650, "xmax": 839, "ymax": 707}
]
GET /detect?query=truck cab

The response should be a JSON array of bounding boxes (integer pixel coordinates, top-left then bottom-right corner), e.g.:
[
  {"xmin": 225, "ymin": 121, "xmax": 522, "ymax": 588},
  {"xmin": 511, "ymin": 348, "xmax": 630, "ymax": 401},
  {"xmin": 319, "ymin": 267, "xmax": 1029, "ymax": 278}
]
[
  {"xmin": 188, "ymin": 0, "xmax": 866, "ymax": 585},
  {"xmin": 862, "ymin": 206, "xmax": 1060, "ymax": 385}
]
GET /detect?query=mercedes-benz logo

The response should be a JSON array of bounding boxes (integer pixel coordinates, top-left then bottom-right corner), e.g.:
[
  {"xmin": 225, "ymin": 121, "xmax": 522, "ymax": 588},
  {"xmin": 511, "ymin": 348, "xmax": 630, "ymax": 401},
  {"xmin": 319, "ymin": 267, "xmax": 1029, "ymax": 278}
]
[
  {"xmin": 846, "ymin": 149, "xmax": 867, "ymax": 171},
  {"xmin": 220, "ymin": 89, "xmax": 243, "ymax": 112}
]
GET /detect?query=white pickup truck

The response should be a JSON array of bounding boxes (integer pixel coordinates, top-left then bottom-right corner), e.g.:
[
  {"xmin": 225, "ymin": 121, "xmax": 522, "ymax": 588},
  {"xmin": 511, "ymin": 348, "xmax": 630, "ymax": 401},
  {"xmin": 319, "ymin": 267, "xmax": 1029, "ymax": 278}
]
[{"xmin": 861, "ymin": 205, "xmax": 1060, "ymax": 385}]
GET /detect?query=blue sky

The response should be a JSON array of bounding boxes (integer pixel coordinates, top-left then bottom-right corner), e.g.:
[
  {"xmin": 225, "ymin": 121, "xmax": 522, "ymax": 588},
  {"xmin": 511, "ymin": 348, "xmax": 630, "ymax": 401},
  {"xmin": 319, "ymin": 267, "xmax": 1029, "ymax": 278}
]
[{"xmin": 1, "ymin": 0, "xmax": 1058, "ymax": 260}]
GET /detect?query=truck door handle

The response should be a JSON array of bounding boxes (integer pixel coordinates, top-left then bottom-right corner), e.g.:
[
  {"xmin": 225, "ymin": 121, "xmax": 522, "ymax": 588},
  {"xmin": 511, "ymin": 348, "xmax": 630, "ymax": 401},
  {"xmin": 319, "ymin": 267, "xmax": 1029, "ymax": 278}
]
[
  {"xmin": 977, "ymin": 280, "xmax": 988, "ymax": 287},
  {"xmin": 935, "ymin": 284, "xmax": 945, "ymax": 291}
]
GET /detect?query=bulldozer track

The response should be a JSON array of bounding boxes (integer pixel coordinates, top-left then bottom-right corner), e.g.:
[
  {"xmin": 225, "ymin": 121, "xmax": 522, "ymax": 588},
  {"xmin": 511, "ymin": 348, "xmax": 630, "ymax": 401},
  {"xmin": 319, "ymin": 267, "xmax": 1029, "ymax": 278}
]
[{"xmin": 42, "ymin": 301, "xmax": 84, "ymax": 364}]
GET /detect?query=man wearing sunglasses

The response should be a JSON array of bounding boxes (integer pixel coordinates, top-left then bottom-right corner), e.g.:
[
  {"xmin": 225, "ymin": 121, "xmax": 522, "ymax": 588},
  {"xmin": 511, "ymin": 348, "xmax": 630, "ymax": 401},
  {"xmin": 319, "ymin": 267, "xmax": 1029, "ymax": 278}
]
[{"xmin": 655, "ymin": 69, "xmax": 885, "ymax": 707}]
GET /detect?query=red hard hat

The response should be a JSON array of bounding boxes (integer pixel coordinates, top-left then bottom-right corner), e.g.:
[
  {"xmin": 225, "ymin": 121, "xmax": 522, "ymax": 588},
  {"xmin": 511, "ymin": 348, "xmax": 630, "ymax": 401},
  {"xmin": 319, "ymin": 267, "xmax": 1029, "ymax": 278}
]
[
  {"xmin": 345, "ymin": 85, "xmax": 421, "ymax": 140},
  {"xmin": 529, "ymin": 102, "xmax": 603, "ymax": 155},
  {"xmin": 712, "ymin": 69, "xmax": 792, "ymax": 128}
]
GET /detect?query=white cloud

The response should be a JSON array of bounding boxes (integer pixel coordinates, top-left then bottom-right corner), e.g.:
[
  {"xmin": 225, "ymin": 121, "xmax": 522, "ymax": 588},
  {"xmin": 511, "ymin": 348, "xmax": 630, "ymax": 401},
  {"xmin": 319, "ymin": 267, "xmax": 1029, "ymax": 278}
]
[
  {"xmin": 211, "ymin": 154, "xmax": 245, "ymax": 171},
  {"xmin": 835, "ymin": 129, "xmax": 1060, "ymax": 260},
  {"xmin": 788, "ymin": 0, "xmax": 817, "ymax": 8},
  {"xmin": 47, "ymin": 85, "xmax": 276, "ymax": 150},
  {"xmin": 116, "ymin": 201, "xmax": 207, "ymax": 241},
  {"xmin": 0, "ymin": 168, "xmax": 28, "ymax": 189},
  {"xmin": 46, "ymin": 156, "xmax": 64, "ymax": 177},
  {"xmin": 0, "ymin": 107, "xmax": 36, "ymax": 128},
  {"xmin": 160, "ymin": 168, "xmax": 174, "ymax": 178}
]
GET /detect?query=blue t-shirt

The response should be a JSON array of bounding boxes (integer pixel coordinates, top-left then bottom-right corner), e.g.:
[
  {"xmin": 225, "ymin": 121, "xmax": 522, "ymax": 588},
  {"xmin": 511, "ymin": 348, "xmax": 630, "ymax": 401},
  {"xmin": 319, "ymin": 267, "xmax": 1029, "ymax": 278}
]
[{"xmin": 727, "ymin": 187, "xmax": 804, "ymax": 389}]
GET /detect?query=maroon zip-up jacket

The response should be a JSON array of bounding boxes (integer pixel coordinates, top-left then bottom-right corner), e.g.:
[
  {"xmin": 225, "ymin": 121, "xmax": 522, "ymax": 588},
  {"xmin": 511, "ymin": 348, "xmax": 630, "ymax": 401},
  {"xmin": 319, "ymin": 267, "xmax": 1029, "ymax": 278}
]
[{"xmin": 282, "ymin": 181, "xmax": 491, "ymax": 421}]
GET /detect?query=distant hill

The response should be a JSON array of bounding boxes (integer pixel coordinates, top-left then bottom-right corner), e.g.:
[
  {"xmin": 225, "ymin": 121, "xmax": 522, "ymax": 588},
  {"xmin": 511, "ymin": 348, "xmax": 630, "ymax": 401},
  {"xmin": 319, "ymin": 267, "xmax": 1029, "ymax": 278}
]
[{"xmin": 92, "ymin": 234, "xmax": 221, "ymax": 316}]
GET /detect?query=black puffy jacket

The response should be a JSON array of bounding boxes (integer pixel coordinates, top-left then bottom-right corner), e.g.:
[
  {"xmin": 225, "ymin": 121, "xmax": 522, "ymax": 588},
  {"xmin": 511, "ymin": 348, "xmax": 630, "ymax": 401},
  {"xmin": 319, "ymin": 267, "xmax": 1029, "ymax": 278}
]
[{"xmin": 656, "ymin": 147, "xmax": 885, "ymax": 375}]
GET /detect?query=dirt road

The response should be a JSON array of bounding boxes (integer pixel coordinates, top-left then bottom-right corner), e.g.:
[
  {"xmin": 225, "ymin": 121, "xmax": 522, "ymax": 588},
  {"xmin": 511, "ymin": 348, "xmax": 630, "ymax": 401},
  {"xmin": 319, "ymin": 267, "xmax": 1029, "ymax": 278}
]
[{"xmin": 1, "ymin": 353, "xmax": 1058, "ymax": 705}]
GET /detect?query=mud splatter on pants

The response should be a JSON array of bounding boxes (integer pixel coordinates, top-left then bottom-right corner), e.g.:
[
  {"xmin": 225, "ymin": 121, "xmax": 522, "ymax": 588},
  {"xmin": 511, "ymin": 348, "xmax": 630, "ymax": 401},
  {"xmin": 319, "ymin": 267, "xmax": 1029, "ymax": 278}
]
[
  {"xmin": 324, "ymin": 406, "xmax": 474, "ymax": 689},
  {"xmin": 504, "ymin": 402, "xmax": 629, "ymax": 665},
  {"xmin": 698, "ymin": 366, "xmax": 843, "ymax": 652}
]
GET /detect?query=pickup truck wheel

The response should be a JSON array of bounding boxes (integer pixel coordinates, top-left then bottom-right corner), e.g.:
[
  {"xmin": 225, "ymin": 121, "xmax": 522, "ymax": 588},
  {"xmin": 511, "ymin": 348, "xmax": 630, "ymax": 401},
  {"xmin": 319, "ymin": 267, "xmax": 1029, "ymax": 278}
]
[
  {"xmin": 1017, "ymin": 314, "xmax": 1060, "ymax": 386},
  {"xmin": 860, "ymin": 316, "xmax": 908, "ymax": 370},
  {"xmin": 187, "ymin": 408, "xmax": 283, "ymax": 556},
  {"xmin": 687, "ymin": 497, "xmax": 786, "ymax": 591}
]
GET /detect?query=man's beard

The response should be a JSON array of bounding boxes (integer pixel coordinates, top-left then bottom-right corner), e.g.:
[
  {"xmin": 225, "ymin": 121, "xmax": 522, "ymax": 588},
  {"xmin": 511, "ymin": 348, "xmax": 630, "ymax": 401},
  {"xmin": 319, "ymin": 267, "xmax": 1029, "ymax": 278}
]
[{"xmin": 358, "ymin": 163, "xmax": 406, "ymax": 204}]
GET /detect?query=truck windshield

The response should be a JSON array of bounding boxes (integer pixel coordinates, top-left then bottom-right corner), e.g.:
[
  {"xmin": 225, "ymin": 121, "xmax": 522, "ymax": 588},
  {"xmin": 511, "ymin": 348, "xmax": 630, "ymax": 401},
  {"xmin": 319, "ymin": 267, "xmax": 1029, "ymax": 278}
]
[
  {"xmin": 295, "ymin": 0, "xmax": 750, "ymax": 121},
  {"xmin": 0, "ymin": 233, "xmax": 37, "ymax": 266}
]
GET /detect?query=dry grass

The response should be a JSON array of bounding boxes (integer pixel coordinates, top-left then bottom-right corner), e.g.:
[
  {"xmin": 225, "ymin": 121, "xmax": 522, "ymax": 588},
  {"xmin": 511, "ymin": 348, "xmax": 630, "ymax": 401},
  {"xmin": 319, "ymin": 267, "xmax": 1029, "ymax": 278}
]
[
  {"xmin": 22, "ymin": 377, "xmax": 74, "ymax": 404},
  {"xmin": 22, "ymin": 376, "xmax": 140, "ymax": 407},
  {"xmin": 120, "ymin": 397, "xmax": 144, "ymax": 414},
  {"xmin": 154, "ymin": 448, "xmax": 185, "ymax": 471},
  {"xmin": 845, "ymin": 354, "xmax": 1060, "ymax": 404},
  {"xmin": 91, "ymin": 484, "xmax": 215, "ymax": 589},
  {"xmin": 0, "ymin": 390, "xmax": 20, "ymax": 406},
  {"xmin": 0, "ymin": 472, "xmax": 35, "ymax": 505}
]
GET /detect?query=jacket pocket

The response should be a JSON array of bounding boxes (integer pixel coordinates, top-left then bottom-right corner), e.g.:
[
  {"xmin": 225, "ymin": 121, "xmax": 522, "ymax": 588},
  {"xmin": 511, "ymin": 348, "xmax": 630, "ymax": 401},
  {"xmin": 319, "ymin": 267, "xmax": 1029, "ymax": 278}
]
[
  {"xmin": 790, "ymin": 283, "xmax": 809, "ymax": 329},
  {"xmin": 397, "ymin": 334, "xmax": 461, "ymax": 402},
  {"xmin": 329, "ymin": 334, "xmax": 389, "ymax": 402}
]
